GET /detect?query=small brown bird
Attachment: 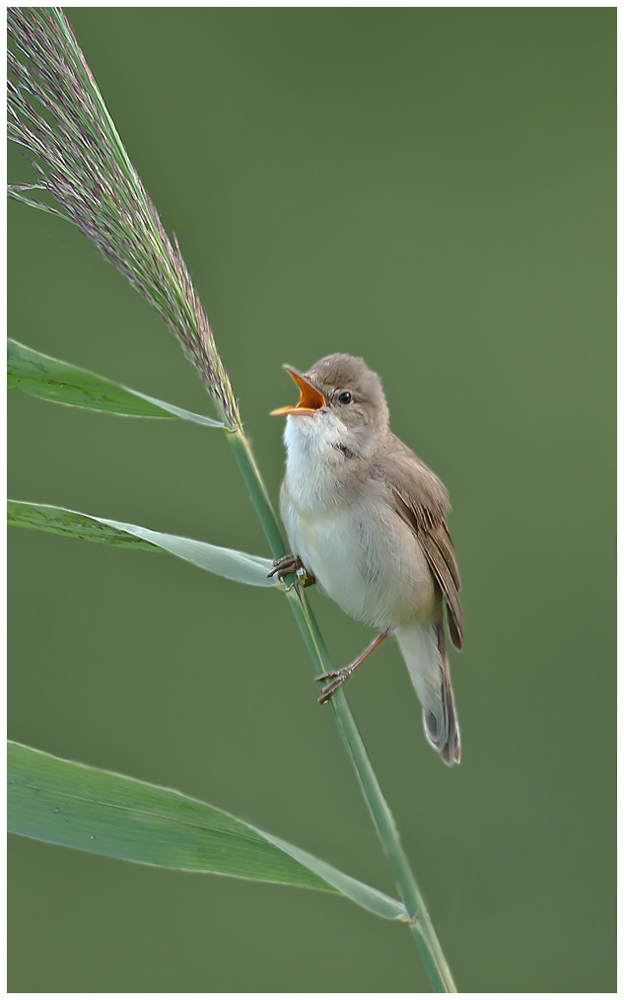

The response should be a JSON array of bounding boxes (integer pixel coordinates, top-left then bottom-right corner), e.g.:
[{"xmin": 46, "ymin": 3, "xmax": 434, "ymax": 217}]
[{"xmin": 270, "ymin": 353, "xmax": 463, "ymax": 765}]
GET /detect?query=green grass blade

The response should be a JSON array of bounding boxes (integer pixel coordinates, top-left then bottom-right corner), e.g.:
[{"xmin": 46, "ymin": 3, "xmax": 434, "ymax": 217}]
[
  {"xmin": 254, "ymin": 829, "xmax": 407, "ymax": 921},
  {"xmin": 8, "ymin": 742, "xmax": 406, "ymax": 922},
  {"xmin": 8, "ymin": 501, "xmax": 277, "ymax": 588},
  {"xmin": 8, "ymin": 500, "xmax": 160, "ymax": 551},
  {"xmin": 8, "ymin": 339, "xmax": 224, "ymax": 427}
]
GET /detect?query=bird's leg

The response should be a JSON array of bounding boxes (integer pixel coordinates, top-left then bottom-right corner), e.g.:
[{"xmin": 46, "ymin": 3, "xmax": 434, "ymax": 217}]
[
  {"xmin": 266, "ymin": 553, "xmax": 316, "ymax": 589},
  {"xmin": 316, "ymin": 628, "xmax": 392, "ymax": 704}
]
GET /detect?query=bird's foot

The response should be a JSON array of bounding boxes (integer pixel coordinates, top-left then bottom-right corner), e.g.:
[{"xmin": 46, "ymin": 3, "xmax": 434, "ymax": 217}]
[
  {"xmin": 315, "ymin": 666, "xmax": 355, "ymax": 704},
  {"xmin": 266, "ymin": 554, "xmax": 315, "ymax": 589},
  {"xmin": 314, "ymin": 629, "xmax": 392, "ymax": 704}
]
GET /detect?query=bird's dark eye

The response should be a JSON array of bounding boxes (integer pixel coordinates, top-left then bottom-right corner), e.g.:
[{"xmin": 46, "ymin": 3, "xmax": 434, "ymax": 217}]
[{"xmin": 338, "ymin": 391, "xmax": 352, "ymax": 404}]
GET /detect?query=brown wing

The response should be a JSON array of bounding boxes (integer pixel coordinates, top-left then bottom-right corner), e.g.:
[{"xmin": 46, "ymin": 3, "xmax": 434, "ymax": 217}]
[
  {"xmin": 374, "ymin": 437, "xmax": 464, "ymax": 650},
  {"xmin": 392, "ymin": 491, "xmax": 463, "ymax": 649}
]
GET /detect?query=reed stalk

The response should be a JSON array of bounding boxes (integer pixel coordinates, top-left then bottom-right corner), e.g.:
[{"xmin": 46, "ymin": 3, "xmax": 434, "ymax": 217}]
[{"xmin": 228, "ymin": 429, "xmax": 457, "ymax": 993}]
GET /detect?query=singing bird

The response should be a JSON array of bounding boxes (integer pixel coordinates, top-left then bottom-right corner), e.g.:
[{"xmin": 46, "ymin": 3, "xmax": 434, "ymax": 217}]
[{"xmin": 269, "ymin": 353, "xmax": 463, "ymax": 765}]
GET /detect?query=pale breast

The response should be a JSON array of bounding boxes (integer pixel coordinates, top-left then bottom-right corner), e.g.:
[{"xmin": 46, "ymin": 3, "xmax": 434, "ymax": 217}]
[{"xmin": 281, "ymin": 483, "xmax": 437, "ymax": 630}]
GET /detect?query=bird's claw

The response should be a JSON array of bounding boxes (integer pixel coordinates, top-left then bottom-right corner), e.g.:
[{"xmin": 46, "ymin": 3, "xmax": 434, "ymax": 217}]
[
  {"xmin": 266, "ymin": 554, "xmax": 315, "ymax": 589},
  {"xmin": 315, "ymin": 667, "xmax": 353, "ymax": 704}
]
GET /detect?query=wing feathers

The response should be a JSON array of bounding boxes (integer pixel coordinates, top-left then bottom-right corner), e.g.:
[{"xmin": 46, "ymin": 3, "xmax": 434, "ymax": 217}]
[
  {"xmin": 417, "ymin": 527, "xmax": 464, "ymax": 649},
  {"xmin": 375, "ymin": 438, "xmax": 464, "ymax": 651}
]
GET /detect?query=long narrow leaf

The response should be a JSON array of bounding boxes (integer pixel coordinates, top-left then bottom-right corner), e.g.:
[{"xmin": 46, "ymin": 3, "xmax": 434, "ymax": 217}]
[
  {"xmin": 8, "ymin": 742, "xmax": 407, "ymax": 922},
  {"xmin": 8, "ymin": 501, "xmax": 277, "ymax": 588},
  {"xmin": 8, "ymin": 339, "xmax": 224, "ymax": 427}
]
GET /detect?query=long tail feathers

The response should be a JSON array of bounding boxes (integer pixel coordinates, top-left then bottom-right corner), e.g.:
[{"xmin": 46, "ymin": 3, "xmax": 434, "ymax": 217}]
[
  {"xmin": 424, "ymin": 622, "xmax": 461, "ymax": 765},
  {"xmin": 396, "ymin": 620, "xmax": 461, "ymax": 766}
]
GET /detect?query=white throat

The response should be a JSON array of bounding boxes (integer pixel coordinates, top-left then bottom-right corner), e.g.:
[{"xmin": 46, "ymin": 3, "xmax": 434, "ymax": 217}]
[{"xmin": 283, "ymin": 409, "xmax": 349, "ymax": 514}]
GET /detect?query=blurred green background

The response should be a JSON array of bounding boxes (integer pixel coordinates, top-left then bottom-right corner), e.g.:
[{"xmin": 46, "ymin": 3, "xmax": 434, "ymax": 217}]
[{"xmin": 8, "ymin": 8, "xmax": 614, "ymax": 993}]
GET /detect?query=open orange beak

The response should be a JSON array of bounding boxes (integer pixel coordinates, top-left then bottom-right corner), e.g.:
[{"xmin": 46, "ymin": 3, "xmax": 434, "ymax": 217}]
[{"xmin": 271, "ymin": 365, "xmax": 327, "ymax": 416}]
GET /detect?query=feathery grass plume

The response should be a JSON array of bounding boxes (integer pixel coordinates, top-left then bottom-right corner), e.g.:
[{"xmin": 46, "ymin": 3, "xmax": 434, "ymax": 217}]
[{"xmin": 7, "ymin": 7, "xmax": 239, "ymax": 429}]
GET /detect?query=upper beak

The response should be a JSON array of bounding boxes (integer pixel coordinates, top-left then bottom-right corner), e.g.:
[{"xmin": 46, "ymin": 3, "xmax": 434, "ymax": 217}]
[{"xmin": 271, "ymin": 365, "xmax": 327, "ymax": 416}]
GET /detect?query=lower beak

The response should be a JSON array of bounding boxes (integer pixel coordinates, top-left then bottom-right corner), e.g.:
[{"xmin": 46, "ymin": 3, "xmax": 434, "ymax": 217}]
[{"xmin": 271, "ymin": 365, "xmax": 327, "ymax": 416}]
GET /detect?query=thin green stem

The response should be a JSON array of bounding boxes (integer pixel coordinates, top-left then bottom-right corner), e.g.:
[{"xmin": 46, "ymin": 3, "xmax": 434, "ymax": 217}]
[
  {"xmin": 227, "ymin": 429, "xmax": 287, "ymax": 560},
  {"xmin": 226, "ymin": 426, "xmax": 457, "ymax": 993},
  {"xmin": 294, "ymin": 590, "xmax": 457, "ymax": 993}
]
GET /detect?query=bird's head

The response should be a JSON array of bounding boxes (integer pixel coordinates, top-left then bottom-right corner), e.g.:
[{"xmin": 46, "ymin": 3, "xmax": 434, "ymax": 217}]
[{"xmin": 272, "ymin": 353, "xmax": 389, "ymax": 459}]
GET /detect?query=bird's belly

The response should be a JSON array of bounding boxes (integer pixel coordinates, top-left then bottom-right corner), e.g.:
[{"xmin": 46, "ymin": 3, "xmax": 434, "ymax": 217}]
[{"xmin": 283, "ymin": 501, "xmax": 436, "ymax": 629}]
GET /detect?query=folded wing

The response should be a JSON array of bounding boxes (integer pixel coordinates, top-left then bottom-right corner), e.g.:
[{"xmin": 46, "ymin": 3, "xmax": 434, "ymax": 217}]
[{"xmin": 373, "ymin": 435, "xmax": 464, "ymax": 650}]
